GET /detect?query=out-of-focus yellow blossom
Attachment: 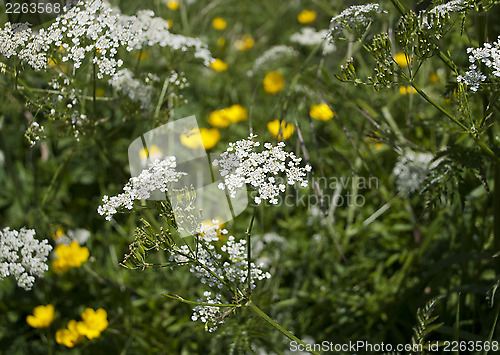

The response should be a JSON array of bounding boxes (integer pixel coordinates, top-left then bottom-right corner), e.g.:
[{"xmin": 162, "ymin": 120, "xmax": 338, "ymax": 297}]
[
  {"xmin": 166, "ymin": 0, "xmax": 179, "ymax": 10},
  {"xmin": 52, "ymin": 226, "xmax": 65, "ymax": 241},
  {"xmin": 201, "ymin": 217, "xmax": 226, "ymax": 238},
  {"xmin": 95, "ymin": 88, "xmax": 105, "ymax": 97},
  {"xmin": 208, "ymin": 105, "xmax": 248, "ymax": 127},
  {"xmin": 47, "ymin": 58, "xmax": 58, "ymax": 66},
  {"xmin": 210, "ymin": 58, "xmax": 228, "ymax": 72},
  {"xmin": 263, "ymin": 71, "xmax": 284, "ymax": 94},
  {"xmin": 222, "ymin": 104, "xmax": 248, "ymax": 123},
  {"xmin": 208, "ymin": 110, "xmax": 230, "ymax": 128},
  {"xmin": 52, "ymin": 241, "xmax": 90, "ymax": 273},
  {"xmin": 134, "ymin": 51, "xmax": 149, "ymax": 60},
  {"xmin": 212, "ymin": 17, "xmax": 227, "ymax": 30},
  {"xmin": 394, "ymin": 52, "xmax": 410, "ymax": 67},
  {"xmin": 234, "ymin": 34, "xmax": 254, "ymax": 51},
  {"xmin": 166, "ymin": 19, "xmax": 173, "ymax": 29},
  {"xmin": 297, "ymin": 9, "xmax": 317, "ymax": 24},
  {"xmin": 267, "ymin": 120, "xmax": 295, "ymax": 140},
  {"xmin": 217, "ymin": 37, "xmax": 226, "ymax": 47},
  {"xmin": 399, "ymin": 85, "xmax": 417, "ymax": 95},
  {"xmin": 365, "ymin": 131, "xmax": 384, "ymax": 150},
  {"xmin": 138, "ymin": 144, "xmax": 163, "ymax": 160},
  {"xmin": 180, "ymin": 128, "xmax": 220, "ymax": 150},
  {"xmin": 76, "ymin": 308, "xmax": 108, "ymax": 340},
  {"xmin": 56, "ymin": 320, "xmax": 83, "ymax": 348},
  {"xmin": 429, "ymin": 72, "xmax": 439, "ymax": 83},
  {"xmin": 26, "ymin": 305, "xmax": 55, "ymax": 328},
  {"xmin": 309, "ymin": 103, "xmax": 334, "ymax": 121}
]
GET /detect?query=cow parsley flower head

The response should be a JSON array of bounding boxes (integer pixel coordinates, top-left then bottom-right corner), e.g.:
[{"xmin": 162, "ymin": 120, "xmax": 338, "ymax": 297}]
[
  {"xmin": 418, "ymin": 0, "xmax": 472, "ymax": 30},
  {"xmin": 457, "ymin": 38, "xmax": 500, "ymax": 91},
  {"xmin": 326, "ymin": 3, "xmax": 386, "ymax": 42},
  {"xmin": 0, "ymin": 227, "xmax": 52, "ymax": 290},
  {"xmin": 98, "ymin": 157, "xmax": 186, "ymax": 220},
  {"xmin": 290, "ymin": 27, "xmax": 336, "ymax": 54},
  {"xmin": 392, "ymin": 150, "xmax": 435, "ymax": 196},
  {"xmin": 212, "ymin": 135, "xmax": 311, "ymax": 205}
]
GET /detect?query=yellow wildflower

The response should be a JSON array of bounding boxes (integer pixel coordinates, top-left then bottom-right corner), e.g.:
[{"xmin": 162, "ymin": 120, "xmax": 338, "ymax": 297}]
[
  {"xmin": 394, "ymin": 52, "xmax": 410, "ymax": 67},
  {"xmin": 208, "ymin": 110, "xmax": 230, "ymax": 128},
  {"xmin": 52, "ymin": 241, "xmax": 90, "ymax": 273},
  {"xmin": 210, "ymin": 58, "xmax": 228, "ymax": 72},
  {"xmin": 212, "ymin": 17, "xmax": 227, "ymax": 30},
  {"xmin": 56, "ymin": 320, "xmax": 84, "ymax": 348},
  {"xmin": 166, "ymin": 0, "xmax": 179, "ymax": 10},
  {"xmin": 134, "ymin": 51, "xmax": 149, "ymax": 61},
  {"xmin": 309, "ymin": 103, "xmax": 334, "ymax": 121},
  {"xmin": 222, "ymin": 104, "xmax": 248, "ymax": 123},
  {"xmin": 297, "ymin": 9, "xmax": 317, "ymax": 24},
  {"xmin": 180, "ymin": 128, "xmax": 220, "ymax": 150},
  {"xmin": 26, "ymin": 305, "xmax": 55, "ymax": 328},
  {"xmin": 166, "ymin": 19, "xmax": 173, "ymax": 29},
  {"xmin": 76, "ymin": 308, "xmax": 108, "ymax": 340},
  {"xmin": 234, "ymin": 34, "xmax": 254, "ymax": 51},
  {"xmin": 267, "ymin": 120, "xmax": 295, "ymax": 140},
  {"xmin": 52, "ymin": 226, "xmax": 65, "ymax": 241},
  {"xmin": 47, "ymin": 58, "xmax": 58, "ymax": 66},
  {"xmin": 263, "ymin": 71, "xmax": 285, "ymax": 94}
]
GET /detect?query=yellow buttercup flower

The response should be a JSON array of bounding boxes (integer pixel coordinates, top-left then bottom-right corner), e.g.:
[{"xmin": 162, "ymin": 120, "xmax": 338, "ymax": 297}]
[
  {"xmin": 76, "ymin": 308, "xmax": 108, "ymax": 340},
  {"xmin": 222, "ymin": 104, "xmax": 248, "ymax": 123},
  {"xmin": 134, "ymin": 51, "xmax": 149, "ymax": 61},
  {"xmin": 267, "ymin": 119, "xmax": 295, "ymax": 140},
  {"xmin": 309, "ymin": 103, "xmax": 334, "ymax": 121},
  {"xmin": 166, "ymin": 19, "xmax": 173, "ymax": 29},
  {"xmin": 52, "ymin": 226, "xmax": 65, "ymax": 241},
  {"xmin": 166, "ymin": 0, "xmax": 179, "ymax": 10},
  {"xmin": 297, "ymin": 9, "xmax": 317, "ymax": 24},
  {"xmin": 210, "ymin": 58, "xmax": 228, "ymax": 72},
  {"xmin": 56, "ymin": 320, "xmax": 84, "ymax": 348},
  {"xmin": 394, "ymin": 52, "xmax": 410, "ymax": 67},
  {"xmin": 234, "ymin": 34, "xmax": 254, "ymax": 51},
  {"xmin": 180, "ymin": 128, "xmax": 220, "ymax": 150},
  {"xmin": 208, "ymin": 110, "xmax": 230, "ymax": 128},
  {"xmin": 47, "ymin": 58, "xmax": 58, "ymax": 66},
  {"xmin": 263, "ymin": 71, "xmax": 285, "ymax": 94},
  {"xmin": 52, "ymin": 241, "xmax": 90, "ymax": 273},
  {"xmin": 26, "ymin": 305, "xmax": 55, "ymax": 328},
  {"xmin": 212, "ymin": 17, "xmax": 227, "ymax": 30}
]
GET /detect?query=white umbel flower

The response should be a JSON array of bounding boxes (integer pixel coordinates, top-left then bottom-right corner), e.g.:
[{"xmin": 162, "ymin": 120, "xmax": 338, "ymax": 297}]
[{"xmin": 0, "ymin": 227, "xmax": 52, "ymax": 290}]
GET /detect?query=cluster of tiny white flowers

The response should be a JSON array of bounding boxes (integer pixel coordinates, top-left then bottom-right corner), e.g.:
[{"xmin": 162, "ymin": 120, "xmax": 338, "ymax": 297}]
[
  {"xmin": 108, "ymin": 69, "xmax": 158, "ymax": 112},
  {"xmin": 170, "ymin": 221, "xmax": 271, "ymax": 331},
  {"xmin": 0, "ymin": 227, "xmax": 53, "ymax": 290},
  {"xmin": 0, "ymin": 0, "xmax": 212, "ymax": 76},
  {"xmin": 251, "ymin": 232, "xmax": 286, "ymax": 268},
  {"xmin": 418, "ymin": 0, "xmax": 472, "ymax": 30},
  {"xmin": 252, "ymin": 45, "xmax": 298, "ymax": 72},
  {"xmin": 191, "ymin": 291, "xmax": 224, "ymax": 332},
  {"xmin": 213, "ymin": 135, "xmax": 311, "ymax": 205},
  {"xmin": 98, "ymin": 157, "xmax": 186, "ymax": 220},
  {"xmin": 457, "ymin": 39, "xmax": 500, "ymax": 91},
  {"xmin": 392, "ymin": 150, "xmax": 434, "ymax": 196},
  {"xmin": 326, "ymin": 3, "xmax": 386, "ymax": 42},
  {"xmin": 290, "ymin": 27, "xmax": 336, "ymax": 54}
]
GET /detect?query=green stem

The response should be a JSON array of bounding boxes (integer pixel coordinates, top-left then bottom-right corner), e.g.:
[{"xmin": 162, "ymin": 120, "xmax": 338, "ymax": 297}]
[
  {"xmin": 247, "ymin": 302, "xmax": 319, "ymax": 355},
  {"xmin": 246, "ymin": 206, "xmax": 257, "ymax": 295}
]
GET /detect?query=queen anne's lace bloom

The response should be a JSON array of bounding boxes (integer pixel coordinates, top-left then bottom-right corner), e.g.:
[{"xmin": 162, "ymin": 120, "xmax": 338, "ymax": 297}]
[
  {"xmin": 326, "ymin": 3, "xmax": 386, "ymax": 42},
  {"xmin": 171, "ymin": 220, "xmax": 271, "ymax": 332},
  {"xmin": 457, "ymin": 39, "xmax": 500, "ymax": 91},
  {"xmin": 290, "ymin": 27, "xmax": 336, "ymax": 54},
  {"xmin": 0, "ymin": 227, "xmax": 52, "ymax": 290},
  {"xmin": 392, "ymin": 150, "xmax": 435, "ymax": 196},
  {"xmin": 213, "ymin": 135, "xmax": 311, "ymax": 205},
  {"xmin": 0, "ymin": 0, "xmax": 212, "ymax": 76},
  {"xmin": 97, "ymin": 157, "xmax": 186, "ymax": 220}
]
